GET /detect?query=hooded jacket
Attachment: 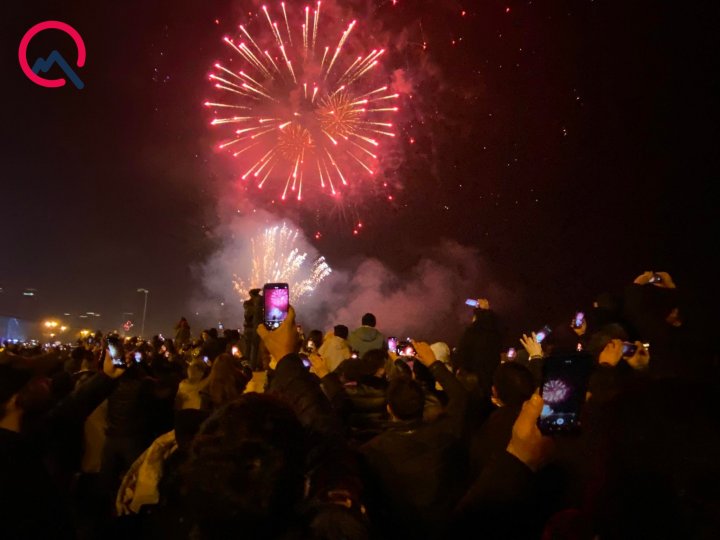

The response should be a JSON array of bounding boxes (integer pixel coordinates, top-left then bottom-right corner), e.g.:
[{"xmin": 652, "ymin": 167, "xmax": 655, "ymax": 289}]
[
  {"xmin": 319, "ymin": 335, "xmax": 352, "ymax": 372},
  {"xmin": 348, "ymin": 326, "xmax": 385, "ymax": 358}
]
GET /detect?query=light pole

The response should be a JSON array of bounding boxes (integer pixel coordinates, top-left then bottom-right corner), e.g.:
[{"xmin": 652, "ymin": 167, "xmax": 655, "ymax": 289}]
[{"xmin": 137, "ymin": 288, "xmax": 149, "ymax": 337}]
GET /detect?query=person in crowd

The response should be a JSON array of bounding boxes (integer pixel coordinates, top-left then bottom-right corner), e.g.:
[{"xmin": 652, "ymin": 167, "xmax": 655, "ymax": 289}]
[
  {"xmin": 348, "ymin": 313, "xmax": 385, "ymax": 359},
  {"xmin": 622, "ymin": 270, "xmax": 706, "ymax": 379},
  {"xmin": 199, "ymin": 353, "xmax": 250, "ymax": 412},
  {"xmin": 175, "ymin": 359, "xmax": 209, "ymax": 410},
  {"xmin": 243, "ymin": 288, "xmax": 264, "ymax": 370},
  {"xmin": 199, "ymin": 328, "xmax": 223, "ymax": 362},
  {"xmin": 100, "ymin": 350, "xmax": 159, "ymax": 497},
  {"xmin": 0, "ymin": 349, "xmax": 125, "ymax": 539},
  {"xmin": 337, "ymin": 349, "xmax": 390, "ymax": 444},
  {"xmin": 174, "ymin": 318, "xmax": 191, "ymax": 348},
  {"xmin": 257, "ymin": 306, "xmax": 369, "ymax": 539},
  {"xmin": 468, "ymin": 361, "xmax": 535, "ymax": 479},
  {"xmin": 319, "ymin": 324, "xmax": 352, "ymax": 372},
  {"xmin": 305, "ymin": 329, "xmax": 324, "ymax": 354},
  {"xmin": 453, "ymin": 298, "xmax": 502, "ymax": 400},
  {"xmin": 359, "ymin": 341, "xmax": 469, "ymax": 539}
]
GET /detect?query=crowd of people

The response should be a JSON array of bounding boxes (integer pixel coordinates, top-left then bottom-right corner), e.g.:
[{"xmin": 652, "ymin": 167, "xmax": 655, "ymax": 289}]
[{"xmin": 0, "ymin": 270, "xmax": 718, "ymax": 539}]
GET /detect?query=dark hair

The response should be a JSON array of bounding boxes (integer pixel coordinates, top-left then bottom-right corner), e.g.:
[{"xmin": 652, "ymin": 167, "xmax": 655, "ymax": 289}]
[
  {"xmin": 587, "ymin": 323, "xmax": 629, "ymax": 359},
  {"xmin": 307, "ymin": 330, "xmax": 323, "ymax": 349},
  {"xmin": 492, "ymin": 362, "xmax": 535, "ymax": 407},
  {"xmin": 183, "ymin": 393, "xmax": 306, "ymax": 539},
  {"xmin": 388, "ymin": 377, "xmax": 424, "ymax": 420},
  {"xmin": 360, "ymin": 349, "xmax": 387, "ymax": 376},
  {"xmin": 334, "ymin": 324, "xmax": 349, "ymax": 340},
  {"xmin": 361, "ymin": 313, "xmax": 376, "ymax": 327}
]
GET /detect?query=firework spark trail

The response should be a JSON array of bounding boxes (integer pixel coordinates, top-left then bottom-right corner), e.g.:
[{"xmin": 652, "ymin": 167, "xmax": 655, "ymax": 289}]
[
  {"xmin": 233, "ymin": 223, "xmax": 332, "ymax": 303},
  {"xmin": 207, "ymin": 3, "xmax": 397, "ymax": 203}
]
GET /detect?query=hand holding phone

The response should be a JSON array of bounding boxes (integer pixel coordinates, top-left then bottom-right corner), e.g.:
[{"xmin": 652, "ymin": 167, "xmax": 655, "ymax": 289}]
[
  {"xmin": 263, "ymin": 283, "xmax": 290, "ymax": 331},
  {"xmin": 387, "ymin": 336, "xmax": 398, "ymax": 354},
  {"xmin": 507, "ymin": 347, "xmax": 517, "ymax": 360},
  {"xmin": 397, "ymin": 340, "xmax": 416, "ymax": 358},
  {"xmin": 538, "ymin": 354, "xmax": 593, "ymax": 435},
  {"xmin": 107, "ymin": 336, "xmax": 126, "ymax": 367}
]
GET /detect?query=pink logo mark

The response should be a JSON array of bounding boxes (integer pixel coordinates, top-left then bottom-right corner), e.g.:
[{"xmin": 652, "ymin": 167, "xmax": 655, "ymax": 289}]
[{"xmin": 19, "ymin": 21, "xmax": 86, "ymax": 88}]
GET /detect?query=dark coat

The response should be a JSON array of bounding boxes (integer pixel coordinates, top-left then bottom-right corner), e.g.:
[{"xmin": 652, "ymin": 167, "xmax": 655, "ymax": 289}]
[
  {"xmin": 468, "ymin": 404, "xmax": 521, "ymax": 480},
  {"xmin": 454, "ymin": 309, "xmax": 502, "ymax": 394},
  {"xmin": 0, "ymin": 372, "xmax": 117, "ymax": 539},
  {"xmin": 359, "ymin": 362, "xmax": 469, "ymax": 539}
]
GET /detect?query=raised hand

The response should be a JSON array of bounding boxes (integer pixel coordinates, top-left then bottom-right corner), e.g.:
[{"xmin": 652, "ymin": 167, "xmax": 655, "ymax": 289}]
[
  {"xmin": 626, "ymin": 341, "xmax": 650, "ymax": 370},
  {"xmin": 506, "ymin": 392, "xmax": 553, "ymax": 472},
  {"xmin": 412, "ymin": 340, "xmax": 437, "ymax": 368},
  {"xmin": 257, "ymin": 306, "xmax": 300, "ymax": 364},
  {"xmin": 520, "ymin": 333, "xmax": 543, "ymax": 358},
  {"xmin": 599, "ymin": 339, "xmax": 623, "ymax": 367},
  {"xmin": 102, "ymin": 349, "xmax": 127, "ymax": 379}
]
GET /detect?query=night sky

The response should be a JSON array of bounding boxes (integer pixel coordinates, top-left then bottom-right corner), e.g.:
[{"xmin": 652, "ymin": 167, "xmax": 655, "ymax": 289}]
[{"xmin": 2, "ymin": 0, "xmax": 716, "ymax": 339}]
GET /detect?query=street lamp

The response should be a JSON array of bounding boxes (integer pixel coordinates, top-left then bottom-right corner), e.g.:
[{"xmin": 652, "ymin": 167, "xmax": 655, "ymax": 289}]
[{"xmin": 137, "ymin": 288, "xmax": 149, "ymax": 338}]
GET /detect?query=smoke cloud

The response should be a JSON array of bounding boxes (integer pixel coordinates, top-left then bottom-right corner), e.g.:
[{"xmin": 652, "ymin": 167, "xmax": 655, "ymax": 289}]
[{"xmin": 193, "ymin": 211, "xmax": 516, "ymax": 344}]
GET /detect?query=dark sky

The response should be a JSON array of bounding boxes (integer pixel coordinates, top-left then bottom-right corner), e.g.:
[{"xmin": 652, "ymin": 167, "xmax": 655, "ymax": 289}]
[{"xmin": 1, "ymin": 0, "xmax": 716, "ymax": 338}]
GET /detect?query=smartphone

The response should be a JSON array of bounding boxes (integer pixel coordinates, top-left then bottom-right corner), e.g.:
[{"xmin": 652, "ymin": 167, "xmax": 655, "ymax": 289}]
[
  {"xmin": 231, "ymin": 346, "xmax": 240, "ymax": 356},
  {"xmin": 397, "ymin": 340, "xmax": 416, "ymax": 357},
  {"xmin": 465, "ymin": 298, "xmax": 479, "ymax": 308},
  {"xmin": 538, "ymin": 353, "xmax": 593, "ymax": 435},
  {"xmin": 572, "ymin": 312, "xmax": 584, "ymax": 329},
  {"xmin": 387, "ymin": 336, "xmax": 398, "ymax": 354},
  {"xmin": 621, "ymin": 341, "xmax": 638, "ymax": 357},
  {"xmin": 134, "ymin": 351, "xmax": 143, "ymax": 363},
  {"xmin": 301, "ymin": 356, "xmax": 311, "ymax": 369},
  {"xmin": 507, "ymin": 347, "xmax": 517, "ymax": 360},
  {"xmin": 648, "ymin": 273, "xmax": 662, "ymax": 284},
  {"xmin": 536, "ymin": 325, "xmax": 552, "ymax": 343},
  {"xmin": 263, "ymin": 283, "xmax": 290, "ymax": 330},
  {"xmin": 202, "ymin": 356, "xmax": 209, "ymax": 364},
  {"xmin": 107, "ymin": 336, "xmax": 125, "ymax": 367}
]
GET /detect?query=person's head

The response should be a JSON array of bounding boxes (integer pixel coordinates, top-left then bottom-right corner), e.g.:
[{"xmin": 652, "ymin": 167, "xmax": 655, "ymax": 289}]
[
  {"xmin": 182, "ymin": 393, "xmax": 306, "ymax": 540},
  {"xmin": 492, "ymin": 362, "xmax": 535, "ymax": 408},
  {"xmin": 387, "ymin": 377, "xmax": 425, "ymax": 421},
  {"xmin": 588, "ymin": 323, "xmax": 629, "ymax": 361},
  {"xmin": 361, "ymin": 313, "xmax": 376, "ymax": 327},
  {"xmin": 333, "ymin": 324, "xmax": 349, "ymax": 340},
  {"xmin": 206, "ymin": 353, "xmax": 249, "ymax": 409},
  {"xmin": 208, "ymin": 328, "xmax": 219, "ymax": 340},
  {"xmin": 360, "ymin": 349, "xmax": 387, "ymax": 378},
  {"xmin": 306, "ymin": 329, "xmax": 323, "ymax": 350},
  {"xmin": 543, "ymin": 324, "xmax": 581, "ymax": 356},
  {"xmin": 187, "ymin": 360, "xmax": 208, "ymax": 384},
  {"xmin": 0, "ymin": 361, "xmax": 52, "ymax": 432}
]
